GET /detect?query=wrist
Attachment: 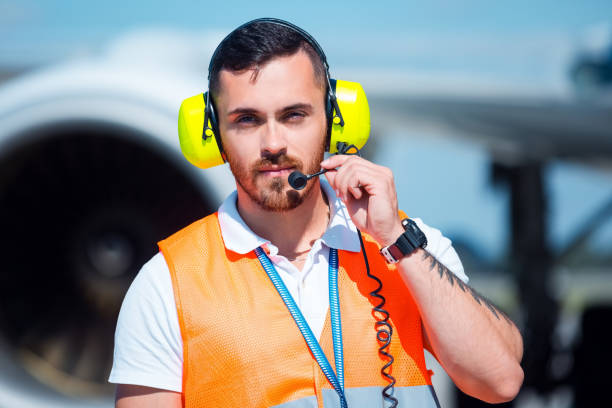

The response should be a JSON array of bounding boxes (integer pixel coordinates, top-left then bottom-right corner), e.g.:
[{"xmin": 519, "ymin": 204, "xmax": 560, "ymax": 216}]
[
  {"xmin": 379, "ymin": 218, "xmax": 428, "ymax": 264},
  {"xmin": 380, "ymin": 223, "xmax": 406, "ymax": 248}
]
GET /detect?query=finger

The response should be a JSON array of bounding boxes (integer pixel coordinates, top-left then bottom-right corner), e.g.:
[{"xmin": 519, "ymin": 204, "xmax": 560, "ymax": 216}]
[
  {"xmin": 323, "ymin": 156, "xmax": 361, "ymax": 195},
  {"xmin": 333, "ymin": 160, "xmax": 360, "ymax": 200},
  {"xmin": 336, "ymin": 170, "xmax": 361, "ymax": 201},
  {"xmin": 321, "ymin": 154, "xmax": 382, "ymax": 171},
  {"xmin": 323, "ymin": 156, "xmax": 395, "ymax": 202},
  {"xmin": 349, "ymin": 185, "xmax": 363, "ymax": 200},
  {"xmin": 335, "ymin": 163, "xmax": 382, "ymax": 201},
  {"xmin": 320, "ymin": 154, "xmax": 352, "ymax": 169},
  {"xmin": 323, "ymin": 167, "xmax": 339, "ymax": 193}
]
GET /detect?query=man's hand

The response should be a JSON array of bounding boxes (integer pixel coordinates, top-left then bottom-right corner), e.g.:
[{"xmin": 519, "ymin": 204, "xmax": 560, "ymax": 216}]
[
  {"xmin": 321, "ymin": 155, "xmax": 404, "ymax": 246},
  {"xmin": 323, "ymin": 154, "xmax": 524, "ymax": 403}
]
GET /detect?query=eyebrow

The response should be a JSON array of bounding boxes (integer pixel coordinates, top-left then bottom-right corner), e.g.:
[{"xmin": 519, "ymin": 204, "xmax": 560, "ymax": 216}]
[
  {"xmin": 227, "ymin": 107, "xmax": 258, "ymax": 117},
  {"xmin": 279, "ymin": 103, "xmax": 313, "ymax": 114},
  {"xmin": 227, "ymin": 103, "xmax": 313, "ymax": 117}
]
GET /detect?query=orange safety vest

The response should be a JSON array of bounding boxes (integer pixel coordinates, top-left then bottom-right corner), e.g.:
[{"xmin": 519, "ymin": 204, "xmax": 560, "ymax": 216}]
[{"xmin": 159, "ymin": 213, "xmax": 439, "ymax": 408}]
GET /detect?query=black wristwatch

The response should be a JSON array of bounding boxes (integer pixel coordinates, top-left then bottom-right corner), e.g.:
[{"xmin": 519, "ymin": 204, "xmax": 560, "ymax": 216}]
[{"xmin": 380, "ymin": 218, "xmax": 428, "ymax": 264}]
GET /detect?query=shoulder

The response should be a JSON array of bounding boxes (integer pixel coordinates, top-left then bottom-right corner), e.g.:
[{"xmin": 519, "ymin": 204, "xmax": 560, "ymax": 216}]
[
  {"xmin": 109, "ymin": 252, "xmax": 183, "ymax": 391},
  {"xmin": 160, "ymin": 212, "xmax": 219, "ymax": 247},
  {"xmin": 122, "ymin": 253, "xmax": 176, "ymax": 309},
  {"xmin": 412, "ymin": 218, "xmax": 468, "ymax": 283}
]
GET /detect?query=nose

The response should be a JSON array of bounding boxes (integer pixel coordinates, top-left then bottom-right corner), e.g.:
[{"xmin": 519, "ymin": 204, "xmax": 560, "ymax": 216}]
[{"xmin": 260, "ymin": 120, "xmax": 287, "ymax": 156}]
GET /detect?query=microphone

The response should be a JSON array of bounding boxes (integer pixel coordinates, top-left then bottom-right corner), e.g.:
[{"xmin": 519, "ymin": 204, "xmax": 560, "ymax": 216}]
[{"xmin": 288, "ymin": 168, "xmax": 330, "ymax": 190}]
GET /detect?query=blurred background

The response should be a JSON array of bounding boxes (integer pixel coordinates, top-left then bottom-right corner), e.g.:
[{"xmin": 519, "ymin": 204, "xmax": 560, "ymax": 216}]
[{"xmin": 0, "ymin": 1, "xmax": 611, "ymax": 407}]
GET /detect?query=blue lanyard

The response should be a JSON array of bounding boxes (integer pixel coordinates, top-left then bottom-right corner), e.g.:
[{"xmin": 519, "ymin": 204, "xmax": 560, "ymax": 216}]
[{"xmin": 255, "ymin": 246, "xmax": 347, "ymax": 408}]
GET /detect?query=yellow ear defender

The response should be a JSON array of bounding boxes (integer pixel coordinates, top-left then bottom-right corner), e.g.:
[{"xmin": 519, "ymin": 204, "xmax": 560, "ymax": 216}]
[
  {"xmin": 327, "ymin": 79, "xmax": 370, "ymax": 154},
  {"xmin": 177, "ymin": 18, "xmax": 370, "ymax": 170},
  {"xmin": 178, "ymin": 92, "xmax": 225, "ymax": 169}
]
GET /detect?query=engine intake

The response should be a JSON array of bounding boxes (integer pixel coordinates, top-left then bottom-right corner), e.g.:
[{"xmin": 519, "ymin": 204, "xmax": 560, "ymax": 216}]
[{"xmin": 0, "ymin": 121, "xmax": 215, "ymax": 399}]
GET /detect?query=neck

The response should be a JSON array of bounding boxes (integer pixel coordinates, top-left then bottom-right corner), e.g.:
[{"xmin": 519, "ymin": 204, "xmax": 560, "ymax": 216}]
[{"xmin": 236, "ymin": 182, "xmax": 330, "ymax": 259}]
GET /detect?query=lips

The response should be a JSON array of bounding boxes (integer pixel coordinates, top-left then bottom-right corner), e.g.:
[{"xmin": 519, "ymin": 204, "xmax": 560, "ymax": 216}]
[
  {"xmin": 250, "ymin": 154, "xmax": 303, "ymax": 179},
  {"xmin": 257, "ymin": 166, "xmax": 294, "ymax": 177}
]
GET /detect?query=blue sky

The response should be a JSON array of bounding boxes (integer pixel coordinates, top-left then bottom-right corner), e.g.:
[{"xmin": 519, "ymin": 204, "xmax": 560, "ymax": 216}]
[
  {"xmin": 1, "ymin": 0, "xmax": 611, "ymax": 260},
  {"xmin": 2, "ymin": 0, "xmax": 611, "ymax": 69},
  {"xmin": 4, "ymin": 0, "xmax": 609, "ymax": 33},
  {"xmin": 2, "ymin": 1, "xmax": 612, "ymax": 103}
]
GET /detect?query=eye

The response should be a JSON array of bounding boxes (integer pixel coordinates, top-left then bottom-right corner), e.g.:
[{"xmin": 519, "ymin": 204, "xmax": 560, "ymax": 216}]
[
  {"xmin": 235, "ymin": 115, "xmax": 259, "ymax": 125},
  {"xmin": 283, "ymin": 111, "xmax": 306, "ymax": 122}
]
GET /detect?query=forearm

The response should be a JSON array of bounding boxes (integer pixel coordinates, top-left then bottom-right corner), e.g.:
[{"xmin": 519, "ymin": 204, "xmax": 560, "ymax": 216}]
[
  {"xmin": 320, "ymin": 154, "xmax": 524, "ymax": 400},
  {"xmin": 397, "ymin": 248, "xmax": 524, "ymax": 403},
  {"xmin": 115, "ymin": 385, "xmax": 182, "ymax": 408}
]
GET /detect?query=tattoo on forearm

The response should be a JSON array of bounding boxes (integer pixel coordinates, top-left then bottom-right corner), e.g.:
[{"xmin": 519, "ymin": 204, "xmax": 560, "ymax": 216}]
[{"xmin": 421, "ymin": 251, "xmax": 512, "ymax": 324}]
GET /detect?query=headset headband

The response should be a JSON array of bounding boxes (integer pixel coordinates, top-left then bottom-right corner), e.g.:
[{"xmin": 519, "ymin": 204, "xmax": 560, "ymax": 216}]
[
  {"xmin": 207, "ymin": 18, "xmax": 331, "ymax": 80},
  {"xmin": 205, "ymin": 17, "xmax": 344, "ymax": 129}
]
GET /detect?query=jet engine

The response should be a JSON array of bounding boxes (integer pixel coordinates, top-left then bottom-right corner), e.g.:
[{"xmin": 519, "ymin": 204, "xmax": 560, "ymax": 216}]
[{"xmin": 0, "ymin": 60, "xmax": 233, "ymax": 407}]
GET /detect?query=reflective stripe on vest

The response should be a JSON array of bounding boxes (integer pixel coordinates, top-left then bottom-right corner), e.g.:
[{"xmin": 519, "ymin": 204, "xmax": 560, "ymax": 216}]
[
  {"xmin": 159, "ymin": 212, "xmax": 438, "ymax": 408},
  {"xmin": 273, "ymin": 386, "xmax": 440, "ymax": 408}
]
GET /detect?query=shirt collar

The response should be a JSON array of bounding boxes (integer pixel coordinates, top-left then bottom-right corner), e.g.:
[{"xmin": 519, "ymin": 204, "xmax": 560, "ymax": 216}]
[{"xmin": 217, "ymin": 179, "xmax": 361, "ymax": 255}]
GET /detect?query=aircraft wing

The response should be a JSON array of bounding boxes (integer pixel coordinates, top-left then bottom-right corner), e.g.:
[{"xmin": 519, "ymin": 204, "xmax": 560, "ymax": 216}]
[{"xmin": 369, "ymin": 95, "xmax": 612, "ymax": 165}]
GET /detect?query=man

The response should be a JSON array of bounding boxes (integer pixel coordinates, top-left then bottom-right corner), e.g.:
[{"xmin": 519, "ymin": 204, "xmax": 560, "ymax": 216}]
[{"xmin": 109, "ymin": 19, "xmax": 523, "ymax": 407}]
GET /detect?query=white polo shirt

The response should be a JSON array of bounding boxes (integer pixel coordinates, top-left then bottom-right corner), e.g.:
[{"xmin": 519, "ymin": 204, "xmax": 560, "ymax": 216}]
[{"xmin": 108, "ymin": 180, "xmax": 467, "ymax": 392}]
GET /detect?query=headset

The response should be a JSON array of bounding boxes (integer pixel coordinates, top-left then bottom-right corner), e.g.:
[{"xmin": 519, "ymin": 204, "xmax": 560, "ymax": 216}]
[{"xmin": 177, "ymin": 17, "xmax": 371, "ymax": 169}]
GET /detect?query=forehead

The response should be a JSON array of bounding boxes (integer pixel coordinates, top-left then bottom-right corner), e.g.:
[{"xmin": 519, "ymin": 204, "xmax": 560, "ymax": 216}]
[{"xmin": 215, "ymin": 50, "xmax": 325, "ymax": 111}]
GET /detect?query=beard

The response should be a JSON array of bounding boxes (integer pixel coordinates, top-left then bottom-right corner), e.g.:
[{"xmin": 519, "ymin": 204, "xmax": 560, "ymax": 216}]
[{"xmin": 226, "ymin": 143, "xmax": 325, "ymax": 212}]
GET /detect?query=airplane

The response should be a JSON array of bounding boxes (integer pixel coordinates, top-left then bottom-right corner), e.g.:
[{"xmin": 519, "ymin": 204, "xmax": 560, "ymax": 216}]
[{"xmin": 0, "ymin": 30, "xmax": 610, "ymax": 408}]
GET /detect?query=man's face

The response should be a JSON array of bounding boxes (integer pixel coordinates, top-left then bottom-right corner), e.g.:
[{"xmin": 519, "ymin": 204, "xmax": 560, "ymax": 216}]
[{"xmin": 215, "ymin": 50, "xmax": 327, "ymax": 212}]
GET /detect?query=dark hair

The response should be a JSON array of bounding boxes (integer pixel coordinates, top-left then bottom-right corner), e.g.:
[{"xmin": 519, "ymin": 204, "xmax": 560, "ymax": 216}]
[{"xmin": 208, "ymin": 20, "xmax": 327, "ymax": 98}]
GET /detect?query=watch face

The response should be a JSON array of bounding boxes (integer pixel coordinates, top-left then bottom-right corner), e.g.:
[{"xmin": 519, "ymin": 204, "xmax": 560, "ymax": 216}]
[
  {"xmin": 401, "ymin": 218, "xmax": 428, "ymax": 249},
  {"xmin": 401, "ymin": 218, "xmax": 411, "ymax": 230},
  {"xmin": 404, "ymin": 219, "xmax": 419, "ymax": 234}
]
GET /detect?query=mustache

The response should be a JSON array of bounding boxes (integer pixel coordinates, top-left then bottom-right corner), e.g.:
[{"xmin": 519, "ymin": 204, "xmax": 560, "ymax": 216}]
[{"xmin": 250, "ymin": 153, "xmax": 304, "ymax": 172}]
